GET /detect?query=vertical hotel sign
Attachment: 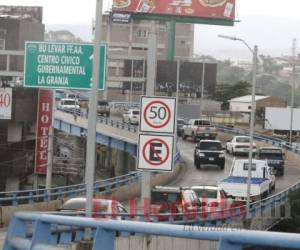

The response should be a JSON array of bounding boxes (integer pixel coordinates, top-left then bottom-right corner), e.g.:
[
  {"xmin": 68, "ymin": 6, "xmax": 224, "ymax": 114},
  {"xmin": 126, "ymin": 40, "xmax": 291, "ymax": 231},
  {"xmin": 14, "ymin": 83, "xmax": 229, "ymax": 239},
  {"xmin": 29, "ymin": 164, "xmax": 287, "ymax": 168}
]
[{"xmin": 34, "ymin": 89, "xmax": 54, "ymax": 174}]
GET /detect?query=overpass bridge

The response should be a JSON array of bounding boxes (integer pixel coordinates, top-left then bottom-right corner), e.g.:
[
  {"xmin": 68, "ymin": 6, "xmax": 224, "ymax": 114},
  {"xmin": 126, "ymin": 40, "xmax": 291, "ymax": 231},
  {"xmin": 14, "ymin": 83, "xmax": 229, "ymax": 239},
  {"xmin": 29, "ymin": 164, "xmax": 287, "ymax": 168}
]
[
  {"xmin": 1, "ymin": 119, "xmax": 300, "ymax": 226},
  {"xmin": 2, "ymin": 50, "xmax": 300, "ymax": 249}
]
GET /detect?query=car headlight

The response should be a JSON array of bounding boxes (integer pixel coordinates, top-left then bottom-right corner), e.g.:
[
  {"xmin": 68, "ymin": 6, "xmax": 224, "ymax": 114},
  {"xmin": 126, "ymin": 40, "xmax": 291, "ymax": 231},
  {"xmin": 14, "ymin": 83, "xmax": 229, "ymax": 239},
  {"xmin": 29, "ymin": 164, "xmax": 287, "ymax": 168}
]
[
  {"xmin": 219, "ymin": 153, "xmax": 225, "ymax": 158},
  {"xmin": 198, "ymin": 152, "xmax": 205, "ymax": 157}
]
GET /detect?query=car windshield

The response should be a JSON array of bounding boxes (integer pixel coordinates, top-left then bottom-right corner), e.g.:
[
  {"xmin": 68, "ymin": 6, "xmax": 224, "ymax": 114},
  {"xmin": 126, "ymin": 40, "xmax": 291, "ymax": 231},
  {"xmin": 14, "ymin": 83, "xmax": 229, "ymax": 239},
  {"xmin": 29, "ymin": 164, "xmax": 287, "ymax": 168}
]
[
  {"xmin": 236, "ymin": 137, "xmax": 250, "ymax": 143},
  {"xmin": 132, "ymin": 110, "xmax": 139, "ymax": 115},
  {"xmin": 199, "ymin": 142, "xmax": 222, "ymax": 150},
  {"xmin": 243, "ymin": 163, "xmax": 256, "ymax": 171},
  {"xmin": 177, "ymin": 119, "xmax": 185, "ymax": 125},
  {"xmin": 151, "ymin": 191, "xmax": 180, "ymax": 203},
  {"xmin": 193, "ymin": 189, "xmax": 218, "ymax": 199},
  {"xmin": 195, "ymin": 120, "xmax": 210, "ymax": 126},
  {"xmin": 63, "ymin": 100, "xmax": 76, "ymax": 105},
  {"xmin": 98, "ymin": 101, "xmax": 109, "ymax": 106},
  {"xmin": 259, "ymin": 152, "xmax": 283, "ymax": 160}
]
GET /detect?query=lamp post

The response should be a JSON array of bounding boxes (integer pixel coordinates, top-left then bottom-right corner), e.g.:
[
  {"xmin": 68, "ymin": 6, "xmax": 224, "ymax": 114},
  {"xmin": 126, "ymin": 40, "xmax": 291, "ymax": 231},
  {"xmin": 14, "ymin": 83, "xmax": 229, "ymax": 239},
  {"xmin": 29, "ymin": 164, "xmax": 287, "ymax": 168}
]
[
  {"xmin": 289, "ymin": 39, "xmax": 296, "ymax": 144},
  {"xmin": 218, "ymin": 35, "xmax": 258, "ymax": 218}
]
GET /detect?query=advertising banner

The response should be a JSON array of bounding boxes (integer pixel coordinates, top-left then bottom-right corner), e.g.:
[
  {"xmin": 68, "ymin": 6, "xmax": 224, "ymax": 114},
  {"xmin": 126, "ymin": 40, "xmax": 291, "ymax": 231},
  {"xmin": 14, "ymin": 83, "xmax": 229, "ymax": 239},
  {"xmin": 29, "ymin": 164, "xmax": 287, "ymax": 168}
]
[
  {"xmin": 113, "ymin": 0, "xmax": 235, "ymax": 20},
  {"xmin": 0, "ymin": 88, "xmax": 12, "ymax": 120},
  {"xmin": 34, "ymin": 89, "xmax": 54, "ymax": 175}
]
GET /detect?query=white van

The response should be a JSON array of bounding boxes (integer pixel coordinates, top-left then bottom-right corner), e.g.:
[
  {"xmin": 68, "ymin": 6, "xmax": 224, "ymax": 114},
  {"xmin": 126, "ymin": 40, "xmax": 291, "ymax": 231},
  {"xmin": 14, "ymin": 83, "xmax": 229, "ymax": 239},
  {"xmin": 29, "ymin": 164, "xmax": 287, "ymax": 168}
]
[{"xmin": 58, "ymin": 98, "xmax": 80, "ymax": 112}]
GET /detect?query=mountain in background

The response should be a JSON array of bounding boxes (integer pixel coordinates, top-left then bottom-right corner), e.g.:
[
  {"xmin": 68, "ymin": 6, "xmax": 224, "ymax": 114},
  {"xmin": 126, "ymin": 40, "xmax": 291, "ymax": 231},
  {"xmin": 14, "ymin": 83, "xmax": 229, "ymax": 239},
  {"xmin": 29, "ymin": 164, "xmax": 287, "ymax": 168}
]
[{"xmin": 46, "ymin": 15, "xmax": 300, "ymax": 60}]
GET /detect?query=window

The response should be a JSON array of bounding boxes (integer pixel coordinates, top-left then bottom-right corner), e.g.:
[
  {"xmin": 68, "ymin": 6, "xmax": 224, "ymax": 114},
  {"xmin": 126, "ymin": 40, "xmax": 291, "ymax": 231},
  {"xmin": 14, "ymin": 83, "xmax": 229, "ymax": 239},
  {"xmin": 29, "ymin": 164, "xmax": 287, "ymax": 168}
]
[
  {"xmin": 0, "ymin": 40, "xmax": 5, "ymax": 50},
  {"xmin": 0, "ymin": 29, "xmax": 6, "ymax": 50},
  {"xmin": 243, "ymin": 163, "xmax": 256, "ymax": 171},
  {"xmin": 136, "ymin": 29, "xmax": 148, "ymax": 38}
]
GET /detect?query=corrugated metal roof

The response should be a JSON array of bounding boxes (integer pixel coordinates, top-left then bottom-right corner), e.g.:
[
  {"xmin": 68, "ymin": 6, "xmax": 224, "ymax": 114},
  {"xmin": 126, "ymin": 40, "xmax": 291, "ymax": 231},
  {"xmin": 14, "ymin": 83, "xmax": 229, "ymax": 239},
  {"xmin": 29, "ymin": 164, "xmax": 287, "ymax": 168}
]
[{"xmin": 229, "ymin": 95, "xmax": 269, "ymax": 103}]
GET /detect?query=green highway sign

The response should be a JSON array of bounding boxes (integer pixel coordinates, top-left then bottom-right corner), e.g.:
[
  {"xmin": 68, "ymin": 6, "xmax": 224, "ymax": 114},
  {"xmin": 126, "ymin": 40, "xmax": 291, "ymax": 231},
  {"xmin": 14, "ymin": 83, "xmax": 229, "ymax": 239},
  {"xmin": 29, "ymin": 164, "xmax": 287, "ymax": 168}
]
[{"xmin": 24, "ymin": 42, "xmax": 107, "ymax": 90}]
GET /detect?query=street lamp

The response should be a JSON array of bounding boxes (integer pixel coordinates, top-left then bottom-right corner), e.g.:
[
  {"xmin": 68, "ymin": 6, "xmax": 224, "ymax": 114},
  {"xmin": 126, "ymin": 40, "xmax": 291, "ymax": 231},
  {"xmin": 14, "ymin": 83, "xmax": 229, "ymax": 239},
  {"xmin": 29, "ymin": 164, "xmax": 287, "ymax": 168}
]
[{"xmin": 218, "ymin": 35, "xmax": 258, "ymax": 218}]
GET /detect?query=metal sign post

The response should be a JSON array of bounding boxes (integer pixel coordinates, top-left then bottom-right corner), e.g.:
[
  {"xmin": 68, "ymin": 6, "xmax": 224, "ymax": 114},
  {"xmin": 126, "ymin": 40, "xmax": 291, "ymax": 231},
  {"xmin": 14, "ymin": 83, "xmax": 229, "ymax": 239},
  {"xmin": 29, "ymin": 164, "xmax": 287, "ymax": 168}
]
[
  {"xmin": 141, "ymin": 22, "xmax": 157, "ymax": 207},
  {"xmin": 85, "ymin": 0, "xmax": 103, "ymax": 238}
]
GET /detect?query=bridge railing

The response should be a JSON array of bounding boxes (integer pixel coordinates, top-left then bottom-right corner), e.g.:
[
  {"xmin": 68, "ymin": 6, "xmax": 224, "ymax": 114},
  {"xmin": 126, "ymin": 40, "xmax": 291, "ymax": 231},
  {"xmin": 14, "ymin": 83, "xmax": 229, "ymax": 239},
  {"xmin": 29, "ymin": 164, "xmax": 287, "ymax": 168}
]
[
  {"xmin": 0, "ymin": 172, "xmax": 141, "ymax": 207},
  {"xmin": 0, "ymin": 151, "xmax": 181, "ymax": 207},
  {"xmin": 56, "ymin": 108, "xmax": 138, "ymax": 133},
  {"xmin": 4, "ymin": 212, "xmax": 300, "ymax": 250}
]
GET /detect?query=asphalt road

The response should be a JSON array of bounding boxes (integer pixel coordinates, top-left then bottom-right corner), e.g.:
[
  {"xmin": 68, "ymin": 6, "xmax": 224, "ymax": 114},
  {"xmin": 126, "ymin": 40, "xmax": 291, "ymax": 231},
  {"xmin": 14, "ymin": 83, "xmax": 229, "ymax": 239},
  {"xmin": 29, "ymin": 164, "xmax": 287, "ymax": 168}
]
[{"xmin": 171, "ymin": 137, "xmax": 300, "ymax": 195}]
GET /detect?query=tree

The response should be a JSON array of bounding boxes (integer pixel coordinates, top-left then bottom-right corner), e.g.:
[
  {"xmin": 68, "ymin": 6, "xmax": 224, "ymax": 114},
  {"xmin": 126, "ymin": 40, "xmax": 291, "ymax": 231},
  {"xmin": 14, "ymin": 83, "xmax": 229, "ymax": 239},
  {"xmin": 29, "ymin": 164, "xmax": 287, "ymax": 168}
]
[{"xmin": 214, "ymin": 81, "xmax": 251, "ymax": 110}]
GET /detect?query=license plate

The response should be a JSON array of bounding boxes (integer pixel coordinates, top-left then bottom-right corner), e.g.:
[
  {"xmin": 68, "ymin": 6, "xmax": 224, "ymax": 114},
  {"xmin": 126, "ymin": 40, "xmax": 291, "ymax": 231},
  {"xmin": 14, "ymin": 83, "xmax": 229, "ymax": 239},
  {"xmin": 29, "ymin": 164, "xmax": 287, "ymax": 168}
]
[
  {"xmin": 205, "ymin": 134, "xmax": 209, "ymax": 136},
  {"xmin": 209, "ymin": 157, "xmax": 214, "ymax": 161}
]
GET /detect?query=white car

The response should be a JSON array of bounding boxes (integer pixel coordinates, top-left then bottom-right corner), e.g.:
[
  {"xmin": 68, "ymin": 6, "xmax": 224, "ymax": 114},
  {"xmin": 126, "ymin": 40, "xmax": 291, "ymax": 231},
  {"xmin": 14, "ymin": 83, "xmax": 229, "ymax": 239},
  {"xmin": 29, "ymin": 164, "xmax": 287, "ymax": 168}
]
[
  {"xmin": 58, "ymin": 198, "xmax": 128, "ymax": 219},
  {"xmin": 225, "ymin": 136, "xmax": 256, "ymax": 156},
  {"xmin": 122, "ymin": 109, "xmax": 140, "ymax": 125},
  {"xmin": 191, "ymin": 185, "xmax": 233, "ymax": 209}
]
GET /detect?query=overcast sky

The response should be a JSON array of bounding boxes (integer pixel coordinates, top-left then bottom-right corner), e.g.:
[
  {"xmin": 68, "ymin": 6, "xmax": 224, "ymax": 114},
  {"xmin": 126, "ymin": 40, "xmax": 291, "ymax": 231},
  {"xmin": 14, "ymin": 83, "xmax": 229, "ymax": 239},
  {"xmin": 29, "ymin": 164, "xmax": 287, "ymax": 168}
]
[{"xmin": 1, "ymin": 0, "xmax": 300, "ymax": 59}]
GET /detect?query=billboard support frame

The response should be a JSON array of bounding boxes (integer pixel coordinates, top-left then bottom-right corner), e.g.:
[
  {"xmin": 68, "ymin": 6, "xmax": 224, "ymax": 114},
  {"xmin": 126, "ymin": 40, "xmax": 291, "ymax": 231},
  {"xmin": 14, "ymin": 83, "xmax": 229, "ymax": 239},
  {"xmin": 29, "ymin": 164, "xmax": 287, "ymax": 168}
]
[
  {"xmin": 167, "ymin": 20, "xmax": 176, "ymax": 61},
  {"xmin": 130, "ymin": 13, "xmax": 235, "ymax": 26}
]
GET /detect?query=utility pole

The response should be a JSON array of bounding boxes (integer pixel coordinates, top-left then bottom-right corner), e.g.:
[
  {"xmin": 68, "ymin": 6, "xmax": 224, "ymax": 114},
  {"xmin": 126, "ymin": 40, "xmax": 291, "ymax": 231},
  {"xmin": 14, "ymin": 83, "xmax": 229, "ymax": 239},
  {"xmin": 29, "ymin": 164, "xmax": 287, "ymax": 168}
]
[
  {"xmin": 141, "ymin": 21, "xmax": 157, "ymax": 208},
  {"xmin": 200, "ymin": 60, "xmax": 206, "ymax": 117},
  {"xmin": 290, "ymin": 39, "xmax": 296, "ymax": 144},
  {"xmin": 85, "ymin": 0, "xmax": 103, "ymax": 239}
]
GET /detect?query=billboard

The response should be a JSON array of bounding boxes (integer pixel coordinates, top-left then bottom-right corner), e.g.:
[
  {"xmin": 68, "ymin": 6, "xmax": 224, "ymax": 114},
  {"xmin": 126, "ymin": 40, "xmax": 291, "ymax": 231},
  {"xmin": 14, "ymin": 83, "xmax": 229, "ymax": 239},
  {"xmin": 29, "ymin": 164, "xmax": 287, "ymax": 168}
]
[
  {"xmin": 34, "ymin": 89, "xmax": 54, "ymax": 175},
  {"xmin": 112, "ymin": 0, "xmax": 235, "ymax": 21},
  {"xmin": 156, "ymin": 60, "xmax": 217, "ymax": 96},
  {"xmin": 0, "ymin": 5, "xmax": 43, "ymax": 23},
  {"xmin": 122, "ymin": 60, "xmax": 217, "ymax": 96}
]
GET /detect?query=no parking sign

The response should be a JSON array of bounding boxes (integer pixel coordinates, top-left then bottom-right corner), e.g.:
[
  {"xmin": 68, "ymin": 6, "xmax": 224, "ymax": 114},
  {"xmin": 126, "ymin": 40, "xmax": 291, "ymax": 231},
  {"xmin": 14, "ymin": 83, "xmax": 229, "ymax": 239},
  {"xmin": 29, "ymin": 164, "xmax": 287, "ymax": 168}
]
[
  {"xmin": 137, "ymin": 134, "xmax": 174, "ymax": 172},
  {"xmin": 140, "ymin": 96, "xmax": 176, "ymax": 134}
]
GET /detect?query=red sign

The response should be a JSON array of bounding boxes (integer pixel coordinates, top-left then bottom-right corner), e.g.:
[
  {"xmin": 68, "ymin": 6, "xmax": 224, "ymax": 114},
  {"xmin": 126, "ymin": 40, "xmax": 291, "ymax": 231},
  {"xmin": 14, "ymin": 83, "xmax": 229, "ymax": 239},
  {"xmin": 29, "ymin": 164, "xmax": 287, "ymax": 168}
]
[
  {"xmin": 113, "ymin": 0, "xmax": 235, "ymax": 20},
  {"xmin": 34, "ymin": 89, "xmax": 54, "ymax": 174},
  {"xmin": 142, "ymin": 138, "xmax": 170, "ymax": 165}
]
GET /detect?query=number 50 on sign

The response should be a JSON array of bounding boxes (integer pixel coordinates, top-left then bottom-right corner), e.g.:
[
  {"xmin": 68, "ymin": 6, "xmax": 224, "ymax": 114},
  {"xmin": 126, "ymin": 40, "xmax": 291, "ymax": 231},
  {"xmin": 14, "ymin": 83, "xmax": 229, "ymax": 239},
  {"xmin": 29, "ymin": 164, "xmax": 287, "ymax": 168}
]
[{"xmin": 140, "ymin": 96, "xmax": 176, "ymax": 134}]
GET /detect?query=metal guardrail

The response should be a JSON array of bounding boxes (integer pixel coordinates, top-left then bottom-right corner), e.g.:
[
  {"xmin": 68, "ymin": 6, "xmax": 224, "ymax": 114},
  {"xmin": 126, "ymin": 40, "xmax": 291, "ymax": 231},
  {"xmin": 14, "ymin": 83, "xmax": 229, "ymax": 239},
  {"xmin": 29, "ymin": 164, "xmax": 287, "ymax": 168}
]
[
  {"xmin": 4, "ymin": 212, "xmax": 300, "ymax": 250},
  {"xmin": 0, "ymin": 172, "xmax": 141, "ymax": 207},
  {"xmin": 57, "ymin": 108, "xmax": 138, "ymax": 133},
  {"xmin": 0, "ymin": 151, "xmax": 181, "ymax": 207}
]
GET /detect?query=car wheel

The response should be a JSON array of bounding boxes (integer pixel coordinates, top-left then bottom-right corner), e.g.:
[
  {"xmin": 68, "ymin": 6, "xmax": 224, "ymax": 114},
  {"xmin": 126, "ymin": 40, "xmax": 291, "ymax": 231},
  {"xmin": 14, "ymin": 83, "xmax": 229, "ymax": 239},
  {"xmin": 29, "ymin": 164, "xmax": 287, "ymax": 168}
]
[
  {"xmin": 231, "ymin": 148, "xmax": 235, "ymax": 156},
  {"xmin": 220, "ymin": 164, "xmax": 225, "ymax": 170},
  {"xmin": 182, "ymin": 133, "xmax": 187, "ymax": 140}
]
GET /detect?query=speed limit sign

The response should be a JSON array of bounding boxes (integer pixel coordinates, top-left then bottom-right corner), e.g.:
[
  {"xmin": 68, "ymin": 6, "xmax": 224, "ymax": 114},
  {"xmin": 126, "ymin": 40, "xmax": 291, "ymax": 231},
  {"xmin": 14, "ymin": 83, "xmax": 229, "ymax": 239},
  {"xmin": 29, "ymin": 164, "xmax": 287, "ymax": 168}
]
[{"xmin": 140, "ymin": 96, "xmax": 176, "ymax": 134}]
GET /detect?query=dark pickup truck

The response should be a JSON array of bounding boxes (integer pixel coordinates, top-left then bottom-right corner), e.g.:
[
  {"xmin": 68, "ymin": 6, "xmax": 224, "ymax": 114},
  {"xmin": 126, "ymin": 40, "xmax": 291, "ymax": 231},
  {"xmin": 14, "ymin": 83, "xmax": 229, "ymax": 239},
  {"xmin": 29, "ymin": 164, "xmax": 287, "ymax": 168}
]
[
  {"xmin": 256, "ymin": 147, "xmax": 285, "ymax": 176},
  {"xmin": 194, "ymin": 140, "xmax": 225, "ymax": 170}
]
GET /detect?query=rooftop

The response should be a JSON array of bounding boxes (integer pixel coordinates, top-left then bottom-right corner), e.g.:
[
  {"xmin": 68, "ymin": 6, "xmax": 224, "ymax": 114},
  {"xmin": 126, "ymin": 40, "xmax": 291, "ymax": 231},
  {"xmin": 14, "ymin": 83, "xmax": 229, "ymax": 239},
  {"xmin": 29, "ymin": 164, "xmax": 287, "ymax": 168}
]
[{"xmin": 229, "ymin": 95, "xmax": 269, "ymax": 103}]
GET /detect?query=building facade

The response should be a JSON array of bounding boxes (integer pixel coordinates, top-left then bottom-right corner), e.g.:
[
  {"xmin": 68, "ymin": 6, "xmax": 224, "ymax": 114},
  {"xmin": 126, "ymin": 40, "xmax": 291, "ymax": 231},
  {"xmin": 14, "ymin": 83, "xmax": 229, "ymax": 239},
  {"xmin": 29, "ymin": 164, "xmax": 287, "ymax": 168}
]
[
  {"xmin": 101, "ymin": 14, "xmax": 195, "ymax": 101},
  {"xmin": 0, "ymin": 6, "xmax": 44, "ymax": 191}
]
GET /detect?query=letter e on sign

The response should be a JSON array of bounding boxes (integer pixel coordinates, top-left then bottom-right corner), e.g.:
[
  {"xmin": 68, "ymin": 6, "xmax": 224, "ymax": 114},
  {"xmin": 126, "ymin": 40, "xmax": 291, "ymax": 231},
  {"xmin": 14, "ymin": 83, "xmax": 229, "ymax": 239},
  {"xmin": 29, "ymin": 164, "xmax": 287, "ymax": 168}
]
[
  {"xmin": 140, "ymin": 96, "xmax": 176, "ymax": 134},
  {"xmin": 137, "ymin": 134, "xmax": 174, "ymax": 172}
]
